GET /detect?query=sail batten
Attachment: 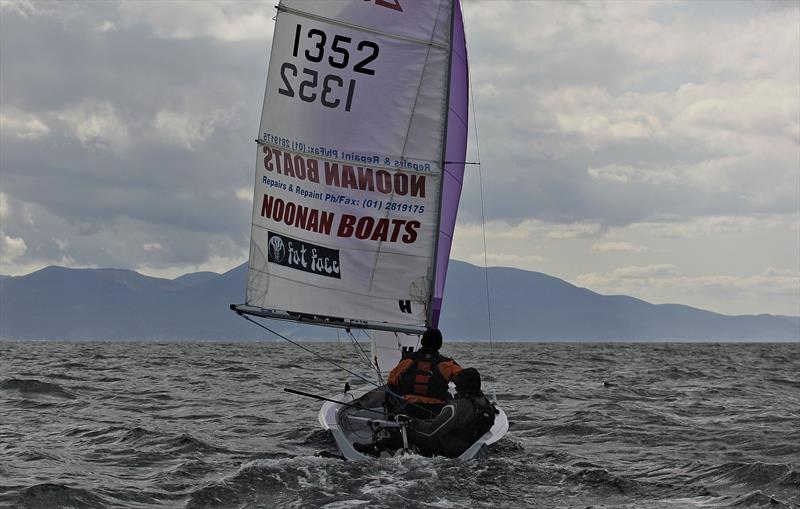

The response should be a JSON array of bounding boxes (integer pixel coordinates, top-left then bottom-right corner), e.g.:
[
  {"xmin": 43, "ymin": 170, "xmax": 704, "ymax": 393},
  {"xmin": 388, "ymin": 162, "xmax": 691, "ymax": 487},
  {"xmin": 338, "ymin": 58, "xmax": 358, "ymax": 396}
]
[{"xmin": 245, "ymin": 0, "xmax": 467, "ymax": 331}]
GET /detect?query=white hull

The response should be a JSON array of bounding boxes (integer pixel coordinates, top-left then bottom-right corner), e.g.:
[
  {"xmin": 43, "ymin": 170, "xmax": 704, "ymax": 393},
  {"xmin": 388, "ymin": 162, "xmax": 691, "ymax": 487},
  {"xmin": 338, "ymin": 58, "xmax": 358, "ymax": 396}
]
[{"xmin": 318, "ymin": 386, "xmax": 508, "ymax": 461}]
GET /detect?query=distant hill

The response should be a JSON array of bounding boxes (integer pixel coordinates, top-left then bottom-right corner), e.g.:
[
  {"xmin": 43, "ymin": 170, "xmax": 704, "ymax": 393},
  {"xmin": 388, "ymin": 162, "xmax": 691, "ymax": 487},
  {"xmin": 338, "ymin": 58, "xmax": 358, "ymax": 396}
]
[
  {"xmin": 0, "ymin": 261, "xmax": 797, "ymax": 341},
  {"xmin": 441, "ymin": 262, "xmax": 798, "ymax": 341}
]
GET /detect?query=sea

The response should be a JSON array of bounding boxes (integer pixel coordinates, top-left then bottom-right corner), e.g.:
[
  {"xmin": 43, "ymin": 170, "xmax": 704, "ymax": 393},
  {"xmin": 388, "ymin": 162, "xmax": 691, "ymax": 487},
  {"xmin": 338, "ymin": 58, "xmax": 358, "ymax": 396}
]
[{"xmin": 0, "ymin": 341, "xmax": 798, "ymax": 509}]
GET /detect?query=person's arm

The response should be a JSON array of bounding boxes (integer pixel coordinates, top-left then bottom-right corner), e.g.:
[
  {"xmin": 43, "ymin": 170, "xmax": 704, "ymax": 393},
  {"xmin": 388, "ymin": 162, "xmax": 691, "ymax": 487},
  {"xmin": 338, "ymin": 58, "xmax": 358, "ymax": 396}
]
[
  {"xmin": 387, "ymin": 358, "xmax": 413, "ymax": 388},
  {"xmin": 437, "ymin": 359, "xmax": 463, "ymax": 382}
]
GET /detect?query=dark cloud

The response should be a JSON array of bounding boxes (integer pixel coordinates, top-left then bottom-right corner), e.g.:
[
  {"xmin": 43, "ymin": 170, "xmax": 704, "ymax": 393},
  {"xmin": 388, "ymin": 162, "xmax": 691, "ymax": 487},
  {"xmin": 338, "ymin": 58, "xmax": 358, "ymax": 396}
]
[{"xmin": 1, "ymin": 2, "xmax": 269, "ymax": 270}]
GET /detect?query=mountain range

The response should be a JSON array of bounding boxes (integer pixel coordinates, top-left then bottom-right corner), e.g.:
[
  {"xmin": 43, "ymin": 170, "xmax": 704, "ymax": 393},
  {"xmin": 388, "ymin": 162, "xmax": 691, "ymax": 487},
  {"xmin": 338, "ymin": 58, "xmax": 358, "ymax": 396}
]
[{"xmin": 1, "ymin": 261, "xmax": 797, "ymax": 341}]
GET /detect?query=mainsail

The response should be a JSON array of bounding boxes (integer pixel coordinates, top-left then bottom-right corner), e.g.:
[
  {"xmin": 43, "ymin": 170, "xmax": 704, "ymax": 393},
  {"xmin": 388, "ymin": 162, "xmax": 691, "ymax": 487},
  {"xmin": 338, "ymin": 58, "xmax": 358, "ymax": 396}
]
[{"xmin": 238, "ymin": 0, "xmax": 468, "ymax": 334}]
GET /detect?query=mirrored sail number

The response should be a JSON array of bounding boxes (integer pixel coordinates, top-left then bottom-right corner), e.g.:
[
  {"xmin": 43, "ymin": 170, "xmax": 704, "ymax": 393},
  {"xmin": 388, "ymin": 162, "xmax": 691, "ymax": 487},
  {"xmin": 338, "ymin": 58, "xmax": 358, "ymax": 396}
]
[
  {"xmin": 278, "ymin": 24, "xmax": 380, "ymax": 112},
  {"xmin": 279, "ymin": 65, "xmax": 357, "ymax": 111}
]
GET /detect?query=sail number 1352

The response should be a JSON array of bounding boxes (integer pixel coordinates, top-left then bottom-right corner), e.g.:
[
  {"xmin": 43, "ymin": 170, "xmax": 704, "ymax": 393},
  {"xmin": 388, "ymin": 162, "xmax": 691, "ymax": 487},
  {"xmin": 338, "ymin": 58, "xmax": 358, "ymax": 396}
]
[{"xmin": 278, "ymin": 24, "xmax": 380, "ymax": 112}]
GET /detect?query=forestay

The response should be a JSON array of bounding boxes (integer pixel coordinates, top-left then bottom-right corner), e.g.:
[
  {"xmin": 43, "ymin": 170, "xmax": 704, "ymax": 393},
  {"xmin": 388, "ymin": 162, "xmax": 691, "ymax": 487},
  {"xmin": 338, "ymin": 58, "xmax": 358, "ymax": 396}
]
[{"xmin": 243, "ymin": 0, "xmax": 468, "ymax": 333}]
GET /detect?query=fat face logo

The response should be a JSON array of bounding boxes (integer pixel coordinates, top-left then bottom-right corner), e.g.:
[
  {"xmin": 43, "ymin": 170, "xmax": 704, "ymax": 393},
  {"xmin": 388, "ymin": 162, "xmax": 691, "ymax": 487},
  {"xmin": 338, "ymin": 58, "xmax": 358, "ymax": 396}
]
[
  {"xmin": 268, "ymin": 235, "xmax": 286, "ymax": 263},
  {"xmin": 267, "ymin": 231, "xmax": 341, "ymax": 279}
]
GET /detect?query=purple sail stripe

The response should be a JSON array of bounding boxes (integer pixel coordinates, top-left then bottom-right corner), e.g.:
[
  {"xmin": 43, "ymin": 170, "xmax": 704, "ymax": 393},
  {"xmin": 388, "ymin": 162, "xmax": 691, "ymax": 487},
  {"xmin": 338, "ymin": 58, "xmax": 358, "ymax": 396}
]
[{"xmin": 432, "ymin": 0, "xmax": 468, "ymax": 327}]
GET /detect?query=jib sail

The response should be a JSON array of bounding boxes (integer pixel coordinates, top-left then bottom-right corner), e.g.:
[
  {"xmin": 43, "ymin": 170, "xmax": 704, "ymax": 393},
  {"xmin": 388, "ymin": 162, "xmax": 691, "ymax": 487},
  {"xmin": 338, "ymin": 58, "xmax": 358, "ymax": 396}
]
[{"xmin": 240, "ymin": 0, "xmax": 468, "ymax": 333}]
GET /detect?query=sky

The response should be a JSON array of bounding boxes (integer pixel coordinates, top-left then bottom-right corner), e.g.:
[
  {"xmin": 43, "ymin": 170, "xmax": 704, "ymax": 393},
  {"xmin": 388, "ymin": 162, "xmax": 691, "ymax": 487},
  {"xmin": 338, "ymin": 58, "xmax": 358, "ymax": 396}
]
[{"xmin": 1, "ymin": 0, "xmax": 798, "ymax": 316}]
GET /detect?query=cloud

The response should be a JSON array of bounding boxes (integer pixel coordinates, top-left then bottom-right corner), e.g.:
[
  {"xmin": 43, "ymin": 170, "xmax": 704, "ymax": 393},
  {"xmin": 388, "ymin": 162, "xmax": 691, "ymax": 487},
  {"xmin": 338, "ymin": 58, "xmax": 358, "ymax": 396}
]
[
  {"xmin": 612, "ymin": 264, "xmax": 678, "ymax": 278},
  {"xmin": 626, "ymin": 215, "xmax": 796, "ymax": 239},
  {"xmin": 455, "ymin": 1, "xmax": 799, "ymax": 229},
  {"xmin": 545, "ymin": 222, "xmax": 603, "ymax": 239},
  {"xmin": 0, "ymin": 232, "xmax": 27, "ymax": 262},
  {"xmin": 0, "ymin": 186, "xmax": 249, "ymax": 278},
  {"xmin": 56, "ymin": 100, "xmax": 129, "ymax": 150},
  {"xmin": 117, "ymin": 2, "xmax": 276, "ymax": 41},
  {"xmin": 576, "ymin": 265, "xmax": 800, "ymax": 315},
  {"xmin": 590, "ymin": 242, "xmax": 648, "ymax": 253},
  {"xmin": 235, "ymin": 187, "xmax": 253, "ymax": 203},
  {"xmin": 152, "ymin": 108, "xmax": 233, "ymax": 151},
  {"xmin": 0, "ymin": 2, "xmax": 261, "ymax": 275},
  {"xmin": 459, "ymin": 252, "xmax": 545, "ymax": 268},
  {"xmin": 136, "ymin": 253, "xmax": 245, "ymax": 279},
  {"xmin": 96, "ymin": 21, "xmax": 116, "ymax": 33},
  {"xmin": 0, "ymin": 107, "xmax": 50, "ymax": 140},
  {"xmin": 542, "ymin": 87, "xmax": 663, "ymax": 148},
  {"xmin": 456, "ymin": 219, "xmax": 603, "ymax": 241},
  {"xmin": 0, "ymin": 0, "xmax": 36, "ymax": 17}
]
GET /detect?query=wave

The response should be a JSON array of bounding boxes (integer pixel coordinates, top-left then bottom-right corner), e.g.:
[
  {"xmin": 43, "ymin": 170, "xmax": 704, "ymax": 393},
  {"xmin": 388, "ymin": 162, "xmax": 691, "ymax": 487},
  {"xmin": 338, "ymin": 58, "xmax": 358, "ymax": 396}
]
[
  {"xmin": 12, "ymin": 483, "xmax": 107, "ymax": 508},
  {"xmin": 566, "ymin": 467, "xmax": 638, "ymax": 494},
  {"xmin": 273, "ymin": 363, "xmax": 304, "ymax": 370},
  {"xmin": 689, "ymin": 462, "xmax": 796, "ymax": 487},
  {"xmin": 726, "ymin": 490, "xmax": 792, "ymax": 508},
  {"xmin": 301, "ymin": 428, "xmax": 337, "ymax": 448},
  {"xmin": 778, "ymin": 469, "xmax": 800, "ymax": 487},
  {"xmin": 53, "ymin": 362, "xmax": 88, "ymax": 369},
  {"xmin": 186, "ymin": 457, "xmax": 331, "ymax": 509},
  {"xmin": 0, "ymin": 378, "xmax": 76, "ymax": 399},
  {"xmin": 187, "ymin": 454, "xmax": 511, "ymax": 509},
  {"xmin": 534, "ymin": 422, "xmax": 603, "ymax": 437},
  {"xmin": 45, "ymin": 373, "xmax": 84, "ymax": 381},
  {"xmin": 163, "ymin": 433, "xmax": 227, "ymax": 454},
  {"xmin": 13, "ymin": 449, "xmax": 61, "ymax": 462},
  {"xmin": 220, "ymin": 365, "xmax": 250, "ymax": 372},
  {"xmin": 119, "ymin": 426, "xmax": 163, "ymax": 444},
  {"xmin": 766, "ymin": 377, "xmax": 800, "ymax": 389}
]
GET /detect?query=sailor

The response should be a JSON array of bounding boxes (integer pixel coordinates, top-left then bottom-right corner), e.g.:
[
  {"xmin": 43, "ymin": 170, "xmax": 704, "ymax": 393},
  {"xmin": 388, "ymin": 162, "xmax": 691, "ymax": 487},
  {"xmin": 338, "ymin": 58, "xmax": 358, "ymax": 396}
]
[
  {"xmin": 355, "ymin": 367, "xmax": 497, "ymax": 458},
  {"xmin": 386, "ymin": 327, "xmax": 462, "ymax": 418}
]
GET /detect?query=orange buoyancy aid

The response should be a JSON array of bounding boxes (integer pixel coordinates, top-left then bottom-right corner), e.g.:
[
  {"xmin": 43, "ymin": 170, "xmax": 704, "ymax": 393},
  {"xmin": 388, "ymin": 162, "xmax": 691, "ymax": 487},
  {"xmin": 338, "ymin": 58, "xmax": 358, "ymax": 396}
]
[{"xmin": 397, "ymin": 351, "xmax": 455, "ymax": 403}]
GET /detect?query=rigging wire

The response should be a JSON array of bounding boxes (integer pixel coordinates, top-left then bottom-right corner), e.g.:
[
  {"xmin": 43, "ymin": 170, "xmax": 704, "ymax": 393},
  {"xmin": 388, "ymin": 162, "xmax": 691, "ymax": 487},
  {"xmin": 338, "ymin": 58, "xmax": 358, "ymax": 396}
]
[
  {"xmin": 237, "ymin": 314, "xmax": 436, "ymax": 417},
  {"xmin": 348, "ymin": 328, "xmax": 380, "ymax": 380},
  {"xmin": 336, "ymin": 328, "xmax": 356, "ymax": 388},
  {"xmin": 465, "ymin": 14, "xmax": 496, "ymax": 400},
  {"xmin": 351, "ymin": 329, "xmax": 386, "ymax": 386},
  {"xmin": 240, "ymin": 314, "xmax": 380, "ymax": 389},
  {"xmin": 349, "ymin": 329, "xmax": 372, "ymax": 366}
]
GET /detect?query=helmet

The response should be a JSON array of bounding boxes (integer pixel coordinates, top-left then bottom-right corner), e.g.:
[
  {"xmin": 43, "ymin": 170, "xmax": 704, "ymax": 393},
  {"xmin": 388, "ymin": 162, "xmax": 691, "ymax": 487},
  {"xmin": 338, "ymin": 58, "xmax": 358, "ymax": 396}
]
[{"xmin": 420, "ymin": 328, "xmax": 443, "ymax": 350}]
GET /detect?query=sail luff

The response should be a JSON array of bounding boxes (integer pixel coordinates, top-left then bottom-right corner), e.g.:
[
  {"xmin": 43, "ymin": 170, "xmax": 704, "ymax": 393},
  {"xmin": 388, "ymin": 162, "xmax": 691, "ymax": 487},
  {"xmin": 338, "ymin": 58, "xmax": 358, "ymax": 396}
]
[
  {"xmin": 427, "ymin": 0, "xmax": 456, "ymax": 328},
  {"xmin": 431, "ymin": 0, "xmax": 468, "ymax": 327}
]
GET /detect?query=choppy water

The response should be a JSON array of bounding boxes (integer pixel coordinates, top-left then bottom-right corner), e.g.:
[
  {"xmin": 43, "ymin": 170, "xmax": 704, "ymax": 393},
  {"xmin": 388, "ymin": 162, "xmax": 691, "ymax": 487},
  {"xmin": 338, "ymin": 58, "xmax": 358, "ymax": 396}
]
[{"xmin": 0, "ymin": 341, "xmax": 798, "ymax": 508}]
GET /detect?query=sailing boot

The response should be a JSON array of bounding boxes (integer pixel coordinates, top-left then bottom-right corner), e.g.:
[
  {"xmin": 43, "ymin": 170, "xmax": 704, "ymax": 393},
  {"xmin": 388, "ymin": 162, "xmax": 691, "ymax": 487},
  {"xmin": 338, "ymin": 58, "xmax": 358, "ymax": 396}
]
[{"xmin": 353, "ymin": 442, "xmax": 381, "ymax": 457}]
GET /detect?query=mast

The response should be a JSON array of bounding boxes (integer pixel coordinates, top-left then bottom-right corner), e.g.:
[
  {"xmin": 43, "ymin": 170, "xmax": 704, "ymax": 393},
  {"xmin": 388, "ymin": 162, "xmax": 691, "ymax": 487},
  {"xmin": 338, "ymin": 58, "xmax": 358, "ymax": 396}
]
[
  {"xmin": 428, "ymin": 0, "xmax": 456, "ymax": 328},
  {"xmin": 427, "ymin": 0, "xmax": 469, "ymax": 328}
]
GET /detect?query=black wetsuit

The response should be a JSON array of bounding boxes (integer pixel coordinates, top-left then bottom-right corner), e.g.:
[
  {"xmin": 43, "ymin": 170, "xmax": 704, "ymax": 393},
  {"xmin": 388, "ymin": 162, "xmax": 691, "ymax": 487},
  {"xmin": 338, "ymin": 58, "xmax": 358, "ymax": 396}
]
[{"xmin": 375, "ymin": 392, "xmax": 495, "ymax": 457}]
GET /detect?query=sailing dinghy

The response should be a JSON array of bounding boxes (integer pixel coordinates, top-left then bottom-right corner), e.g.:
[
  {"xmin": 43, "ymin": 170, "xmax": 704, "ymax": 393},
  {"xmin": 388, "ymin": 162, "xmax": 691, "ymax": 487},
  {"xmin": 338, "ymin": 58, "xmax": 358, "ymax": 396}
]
[{"xmin": 232, "ymin": 0, "xmax": 507, "ymax": 460}]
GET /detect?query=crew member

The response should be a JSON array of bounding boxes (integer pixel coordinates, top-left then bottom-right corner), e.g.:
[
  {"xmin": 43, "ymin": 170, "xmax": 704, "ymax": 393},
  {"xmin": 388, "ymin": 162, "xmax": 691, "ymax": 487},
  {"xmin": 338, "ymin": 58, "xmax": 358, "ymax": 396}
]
[
  {"xmin": 355, "ymin": 368, "xmax": 497, "ymax": 458},
  {"xmin": 386, "ymin": 327, "xmax": 462, "ymax": 418}
]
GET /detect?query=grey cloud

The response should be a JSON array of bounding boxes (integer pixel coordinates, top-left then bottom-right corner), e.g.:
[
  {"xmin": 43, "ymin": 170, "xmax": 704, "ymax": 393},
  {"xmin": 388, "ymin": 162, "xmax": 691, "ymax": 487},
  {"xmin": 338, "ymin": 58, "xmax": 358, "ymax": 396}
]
[
  {"xmin": 1, "ymin": 0, "xmax": 798, "ymax": 286},
  {"xmin": 455, "ymin": 1, "xmax": 798, "ymax": 227},
  {"xmin": 1, "ymin": 2, "xmax": 270, "ymax": 271}
]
